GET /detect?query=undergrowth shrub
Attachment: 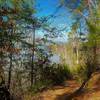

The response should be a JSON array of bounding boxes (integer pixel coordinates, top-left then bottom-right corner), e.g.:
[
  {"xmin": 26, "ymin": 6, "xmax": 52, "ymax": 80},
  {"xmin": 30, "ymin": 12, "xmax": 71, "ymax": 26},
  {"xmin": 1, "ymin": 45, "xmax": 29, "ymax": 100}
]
[
  {"xmin": 74, "ymin": 65, "xmax": 88, "ymax": 83},
  {"xmin": 29, "ymin": 64, "xmax": 73, "ymax": 93},
  {"xmin": 41, "ymin": 64, "xmax": 72, "ymax": 85},
  {"xmin": 30, "ymin": 80, "xmax": 52, "ymax": 93}
]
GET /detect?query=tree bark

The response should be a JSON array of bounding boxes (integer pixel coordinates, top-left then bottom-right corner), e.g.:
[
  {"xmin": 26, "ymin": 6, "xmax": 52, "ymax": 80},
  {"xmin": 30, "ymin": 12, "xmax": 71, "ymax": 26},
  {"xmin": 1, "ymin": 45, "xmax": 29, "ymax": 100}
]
[
  {"xmin": 31, "ymin": 27, "xmax": 35, "ymax": 87},
  {"xmin": 8, "ymin": 53, "xmax": 12, "ymax": 89}
]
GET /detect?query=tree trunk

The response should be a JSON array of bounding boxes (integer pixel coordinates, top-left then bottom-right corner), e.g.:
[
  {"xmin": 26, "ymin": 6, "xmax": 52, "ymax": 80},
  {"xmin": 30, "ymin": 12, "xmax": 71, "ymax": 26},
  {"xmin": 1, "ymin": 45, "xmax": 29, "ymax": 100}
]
[
  {"xmin": 8, "ymin": 53, "xmax": 12, "ymax": 90},
  {"xmin": 31, "ymin": 27, "xmax": 35, "ymax": 87},
  {"xmin": 77, "ymin": 79, "xmax": 89, "ymax": 92},
  {"xmin": 77, "ymin": 72, "xmax": 92, "ymax": 92}
]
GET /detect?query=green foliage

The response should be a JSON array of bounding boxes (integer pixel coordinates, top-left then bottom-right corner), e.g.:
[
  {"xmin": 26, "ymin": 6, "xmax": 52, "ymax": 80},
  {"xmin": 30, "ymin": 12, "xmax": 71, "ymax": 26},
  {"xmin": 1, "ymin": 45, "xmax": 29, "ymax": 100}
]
[
  {"xmin": 41, "ymin": 64, "xmax": 72, "ymax": 85},
  {"xmin": 75, "ymin": 65, "xmax": 88, "ymax": 83},
  {"xmin": 28, "ymin": 64, "xmax": 72, "ymax": 94},
  {"xmin": 29, "ymin": 80, "xmax": 51, "ymax": 93},
  {"xmin": 74, "ymin": 55, "xmax": 96, "ymax": 84}
]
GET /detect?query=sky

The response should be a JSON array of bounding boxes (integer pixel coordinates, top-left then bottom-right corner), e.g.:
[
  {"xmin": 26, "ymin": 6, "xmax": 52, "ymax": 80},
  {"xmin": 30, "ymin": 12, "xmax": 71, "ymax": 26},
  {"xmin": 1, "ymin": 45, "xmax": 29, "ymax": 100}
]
[{"xmin": 35, "ymin": 0, "xmax": 74, "ymax": 43}]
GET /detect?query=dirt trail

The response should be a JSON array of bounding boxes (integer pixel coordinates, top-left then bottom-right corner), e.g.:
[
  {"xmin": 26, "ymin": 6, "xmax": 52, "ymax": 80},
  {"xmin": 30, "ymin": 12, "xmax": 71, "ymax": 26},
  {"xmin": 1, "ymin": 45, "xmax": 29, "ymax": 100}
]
[
  {"xmin": 24, "ymin": 72, "xmax": 100, "ymax": 100},
  {"xmin": 38, "ymin": 80, "xmax": 79, "ymax": 100},
  {"xmin": 36, "ymin": 72, "xmax": 100, "ymax": 100}
]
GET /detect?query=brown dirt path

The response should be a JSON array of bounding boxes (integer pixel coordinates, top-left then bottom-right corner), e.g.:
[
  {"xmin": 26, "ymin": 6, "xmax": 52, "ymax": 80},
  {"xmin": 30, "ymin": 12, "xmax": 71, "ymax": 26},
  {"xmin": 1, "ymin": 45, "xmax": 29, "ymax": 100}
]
[
  {"xmin": 24, "ymin": 72, "xmax": 100, "ymax": 100},
  {"xmin": 32, "ymin": 80, "xmax": 80, "ymax": 100}
]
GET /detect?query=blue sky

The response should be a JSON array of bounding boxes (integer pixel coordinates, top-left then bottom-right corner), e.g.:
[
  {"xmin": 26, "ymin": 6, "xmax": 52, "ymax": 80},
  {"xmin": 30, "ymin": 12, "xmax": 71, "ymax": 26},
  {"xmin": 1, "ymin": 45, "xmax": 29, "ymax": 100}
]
[
  {"xmin": 35, "ymin": 0, "xmax": 77, "ymax": 42},
  {"xmin": 35, "ymin": 0, "xmax": 60, "ymax": 17},
  {"xmin": 35, "ymin": 0, "xmax": 74, "ymax": 25}
]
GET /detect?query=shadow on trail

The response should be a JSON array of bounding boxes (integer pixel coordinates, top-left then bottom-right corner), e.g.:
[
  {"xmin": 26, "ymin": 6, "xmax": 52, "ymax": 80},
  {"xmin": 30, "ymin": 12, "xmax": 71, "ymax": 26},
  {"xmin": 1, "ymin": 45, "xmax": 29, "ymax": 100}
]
[
  {"xmin": 55, "ymin": 88, "xmax": 84, "ymax": 100},
  {"xmin": 55, "ymin": 83, "xmax": 100, "ymax": 100}
]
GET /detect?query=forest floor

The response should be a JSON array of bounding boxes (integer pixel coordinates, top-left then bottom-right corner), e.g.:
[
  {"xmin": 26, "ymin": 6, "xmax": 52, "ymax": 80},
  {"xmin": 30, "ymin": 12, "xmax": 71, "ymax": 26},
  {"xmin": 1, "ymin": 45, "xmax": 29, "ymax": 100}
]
[{"xmin": 24, "ymin": 72, "xmax": 100, "ymax": 100}]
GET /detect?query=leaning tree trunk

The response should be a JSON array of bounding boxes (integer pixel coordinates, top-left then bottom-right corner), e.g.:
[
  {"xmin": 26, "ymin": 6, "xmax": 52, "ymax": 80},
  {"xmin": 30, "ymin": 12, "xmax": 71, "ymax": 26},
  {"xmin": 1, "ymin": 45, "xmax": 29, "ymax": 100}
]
[
  {"xmin": 77, "ymin": 76, "xmax": 91, "ymax": 92},
  {"xmin": 77, "ymin": 43, "xmax": 97, "ymax": 92}
]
